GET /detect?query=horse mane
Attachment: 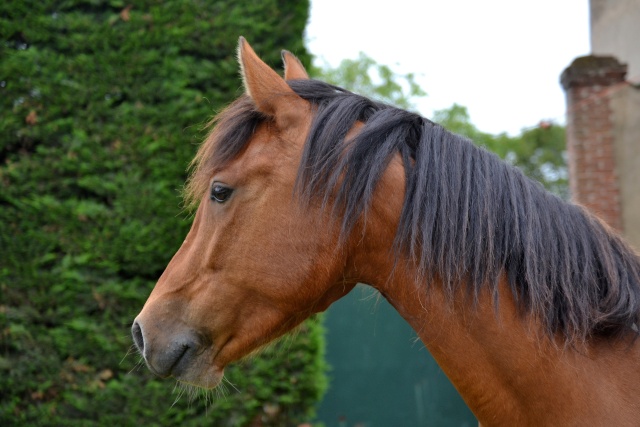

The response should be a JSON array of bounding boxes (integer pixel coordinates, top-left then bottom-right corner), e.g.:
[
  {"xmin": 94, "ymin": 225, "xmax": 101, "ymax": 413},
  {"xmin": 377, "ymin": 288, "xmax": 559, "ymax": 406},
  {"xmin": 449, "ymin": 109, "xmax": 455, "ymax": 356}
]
[{"xmin": 186, "ymin": 78, "xmax": 640, "ymax": 343}]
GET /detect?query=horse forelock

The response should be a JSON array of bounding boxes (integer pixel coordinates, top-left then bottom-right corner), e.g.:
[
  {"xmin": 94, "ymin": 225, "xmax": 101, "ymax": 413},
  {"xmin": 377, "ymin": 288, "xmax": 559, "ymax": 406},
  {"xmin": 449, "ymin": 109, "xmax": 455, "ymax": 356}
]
[
  {"xmin": 187, "ymin": 78, "xmax": 640, "ymax": 343},
  {"xmin": 184, "ymin": 95, "xmax": 268, "ymax": 209}
]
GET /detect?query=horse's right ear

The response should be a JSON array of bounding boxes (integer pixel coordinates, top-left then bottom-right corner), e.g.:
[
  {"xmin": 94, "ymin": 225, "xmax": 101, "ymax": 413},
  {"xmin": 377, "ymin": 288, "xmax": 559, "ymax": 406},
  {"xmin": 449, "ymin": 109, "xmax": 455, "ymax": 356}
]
[
  {"xmin": 238, "ymin": 37, "xmax": 299, "ymax": 116},
  {"xmin": 282, "ymin": 50, "xmax": 309, "ymax": 80}
]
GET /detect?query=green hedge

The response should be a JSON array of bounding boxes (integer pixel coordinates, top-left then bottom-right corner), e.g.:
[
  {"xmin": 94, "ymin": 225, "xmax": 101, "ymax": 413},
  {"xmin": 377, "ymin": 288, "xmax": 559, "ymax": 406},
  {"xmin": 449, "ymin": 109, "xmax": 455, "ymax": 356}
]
[{"xmin": 0, "ymin": 1, "xmax": 326, "ymax": 425}]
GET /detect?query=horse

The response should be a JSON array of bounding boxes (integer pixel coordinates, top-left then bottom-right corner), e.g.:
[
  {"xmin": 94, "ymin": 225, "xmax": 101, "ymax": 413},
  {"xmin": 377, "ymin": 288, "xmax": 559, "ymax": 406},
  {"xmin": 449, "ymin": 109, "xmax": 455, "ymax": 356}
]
[{"xmin": 132, "ymin": 37, "xmax": 640, "ymax": 425}]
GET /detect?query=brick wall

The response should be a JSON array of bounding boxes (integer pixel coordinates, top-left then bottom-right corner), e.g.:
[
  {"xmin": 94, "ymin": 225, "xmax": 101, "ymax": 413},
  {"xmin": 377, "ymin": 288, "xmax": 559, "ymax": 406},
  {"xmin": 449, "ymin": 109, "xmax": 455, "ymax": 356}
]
[{"xmin": 560, "ymin": 55, "xmax": 627, "ymax": 230}]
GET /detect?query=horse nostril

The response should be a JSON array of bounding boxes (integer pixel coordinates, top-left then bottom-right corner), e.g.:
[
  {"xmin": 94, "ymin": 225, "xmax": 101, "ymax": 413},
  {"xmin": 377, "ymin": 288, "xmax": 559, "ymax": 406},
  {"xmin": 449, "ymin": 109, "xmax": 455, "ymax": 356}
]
[
  {"xmin": 131, "ymin": 321, "xmax": 145, "ymax": 354},
  {"xmin": 130, "ymin": 319, "xmax": 202, "ymax": 377}
]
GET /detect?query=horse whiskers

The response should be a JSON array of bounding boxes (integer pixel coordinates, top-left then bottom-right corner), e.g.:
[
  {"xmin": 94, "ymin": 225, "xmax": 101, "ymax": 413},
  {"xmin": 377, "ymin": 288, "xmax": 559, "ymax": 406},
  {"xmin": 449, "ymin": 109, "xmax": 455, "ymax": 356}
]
[
  {"xmin": 119, "ymin": 344, "xmax": 139, "ymax": 366},
  {"xmin": 171, "ymin": 381, "xmax": 187, "ymax": 408},
  {"xmin": 173, "ymin": 382, "xmax": 199, "ymax": 407},
  {"xmin": 222, "ymin": 376, "xmax": 241, "ymax": 394},
  {"xmin": 168, "ymin": 376, "xmax": 232, "ymax": 413},
  {"xmin": 215, "ymin": 379, "xmax": 229, "ymax": 400},
  {"xmin": 126, "ymin": 357, "xmax": 146, "ymax": 375}
]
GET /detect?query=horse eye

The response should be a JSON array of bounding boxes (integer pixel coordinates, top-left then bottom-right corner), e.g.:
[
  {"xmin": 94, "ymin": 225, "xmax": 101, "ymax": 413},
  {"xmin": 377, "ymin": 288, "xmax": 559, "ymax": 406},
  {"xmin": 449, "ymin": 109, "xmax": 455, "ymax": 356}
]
[{"xmin": 210, "ymin": 184, "xmax": 233, "ymax": 203}]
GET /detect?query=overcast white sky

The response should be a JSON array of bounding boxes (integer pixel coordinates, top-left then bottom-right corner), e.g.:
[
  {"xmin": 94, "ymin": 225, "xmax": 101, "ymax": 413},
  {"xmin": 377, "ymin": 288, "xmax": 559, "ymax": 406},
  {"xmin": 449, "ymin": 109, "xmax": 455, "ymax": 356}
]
[{"xmin": 305, "ymin": 0, "xmax": 590, "ymax": 136}]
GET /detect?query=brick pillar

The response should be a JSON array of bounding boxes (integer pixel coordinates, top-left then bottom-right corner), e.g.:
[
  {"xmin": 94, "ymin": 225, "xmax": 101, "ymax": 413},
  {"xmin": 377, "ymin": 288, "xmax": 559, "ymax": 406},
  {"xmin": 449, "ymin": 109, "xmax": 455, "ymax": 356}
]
[{"xmin": 560, "ymin": 55, "xmax": 627, "ymax": 230}]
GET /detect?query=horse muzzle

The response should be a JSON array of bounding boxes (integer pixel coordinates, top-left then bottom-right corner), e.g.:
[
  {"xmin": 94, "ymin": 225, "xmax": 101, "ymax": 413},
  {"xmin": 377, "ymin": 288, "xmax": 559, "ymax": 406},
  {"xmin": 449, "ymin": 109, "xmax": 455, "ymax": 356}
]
[{"xmin": 131, "ymin": 315, "xmax": 222, "ymax": 388}]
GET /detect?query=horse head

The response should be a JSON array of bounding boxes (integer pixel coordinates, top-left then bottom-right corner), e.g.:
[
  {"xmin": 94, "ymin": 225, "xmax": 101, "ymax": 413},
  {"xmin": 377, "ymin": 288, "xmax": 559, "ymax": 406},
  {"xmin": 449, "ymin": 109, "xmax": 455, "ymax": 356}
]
[{"xmin": 131, "ymin": 38, "xmax": 368, "ymax": 388}]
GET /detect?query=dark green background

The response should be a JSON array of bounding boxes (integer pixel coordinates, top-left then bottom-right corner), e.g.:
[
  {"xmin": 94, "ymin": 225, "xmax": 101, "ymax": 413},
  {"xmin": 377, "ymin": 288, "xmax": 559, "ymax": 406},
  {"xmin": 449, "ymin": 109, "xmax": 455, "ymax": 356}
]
[
  {"xmin": 318, "ymin": 287, "xmax": 476, "ymax": 427},
  {"xmin": 1, "ymin": 1, "xmax": 326, "ymax": 425}
]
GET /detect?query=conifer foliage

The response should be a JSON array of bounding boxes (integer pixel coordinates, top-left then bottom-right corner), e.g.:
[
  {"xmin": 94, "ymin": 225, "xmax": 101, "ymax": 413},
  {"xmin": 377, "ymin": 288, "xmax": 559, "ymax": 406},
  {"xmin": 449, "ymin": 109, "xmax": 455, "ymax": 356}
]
[{"xmin": 0, "ymin": 1, "xmax": 326, "ymax": 425}]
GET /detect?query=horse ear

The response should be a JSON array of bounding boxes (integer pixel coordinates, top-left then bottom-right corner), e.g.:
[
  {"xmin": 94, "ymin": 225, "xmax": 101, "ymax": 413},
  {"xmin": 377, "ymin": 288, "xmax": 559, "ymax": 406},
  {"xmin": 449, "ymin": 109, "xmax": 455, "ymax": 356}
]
[
  {"xmin": 282, "ymin": 50, "xmax": 309, "ymax": 80},
  {"xmin": 237, "ymin": 37, "xmax": 297, "ymax": 116}
]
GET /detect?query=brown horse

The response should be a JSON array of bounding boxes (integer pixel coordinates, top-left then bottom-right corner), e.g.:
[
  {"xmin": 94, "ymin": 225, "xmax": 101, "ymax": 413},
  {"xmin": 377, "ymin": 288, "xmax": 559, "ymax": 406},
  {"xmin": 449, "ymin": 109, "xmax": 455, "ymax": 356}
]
[{"xmin": 132, "ymin": 38, "xmax": 640, "ymax": 425}]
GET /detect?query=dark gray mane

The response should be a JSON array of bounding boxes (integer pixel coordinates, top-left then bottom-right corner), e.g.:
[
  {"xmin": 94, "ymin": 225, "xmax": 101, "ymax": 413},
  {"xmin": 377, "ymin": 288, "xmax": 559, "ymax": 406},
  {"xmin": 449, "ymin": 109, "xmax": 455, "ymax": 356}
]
[{"xmin": 191, "ymin": 78, "xmax": 640, "ymax": 342}]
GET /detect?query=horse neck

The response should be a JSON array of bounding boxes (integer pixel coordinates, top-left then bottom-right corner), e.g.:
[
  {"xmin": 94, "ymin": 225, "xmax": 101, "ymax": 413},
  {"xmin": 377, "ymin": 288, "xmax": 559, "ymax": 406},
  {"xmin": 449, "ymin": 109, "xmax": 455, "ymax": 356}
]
[{"xmin": 348, "ymin": 155, "xmax": 640, "ymax": 425}]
